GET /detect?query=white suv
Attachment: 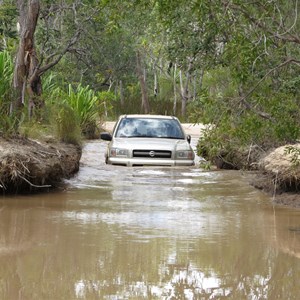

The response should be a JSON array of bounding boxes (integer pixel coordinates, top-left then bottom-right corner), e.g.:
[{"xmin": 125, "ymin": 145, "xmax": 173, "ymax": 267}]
[{"xmin": 101, "ymin": 114, "xmax": 195, "ymax": 167}]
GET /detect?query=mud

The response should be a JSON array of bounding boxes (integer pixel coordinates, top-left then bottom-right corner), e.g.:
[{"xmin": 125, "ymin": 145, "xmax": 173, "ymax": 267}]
[{"xmin": 0, "ymin": 136, "xmax": 81, "ymax": 193}]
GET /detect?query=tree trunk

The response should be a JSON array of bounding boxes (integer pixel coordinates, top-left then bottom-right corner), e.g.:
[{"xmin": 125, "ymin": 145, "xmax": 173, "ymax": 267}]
[
  {"xmin": 173, "ymin": 63, "xmax": 177, "ymax": 115},
  {"xmin": 119, "ymin": 80, "xmax": 124, "ymax": 108},
  {"xmin": 179, "ymin": 69, "xmax": 188, "ymax": 118},
  {"xmin": 12, "ymin": 0, "xmax": 41, "ymax": 117},
  {"xmin": 136, "ymin": 50, "xmax": 150, "ymax": 114},
  {"xmin": 193, "ymin": 73, "xmax": 197, "ymax": 101},
  {"xmin": 180, "ymin": 60, "xmax": 193, "ymax": 119},
  {"xmin": 12, "ymin": 0, "xmax": 81, "ymax": 118},
  {"xmin": 199, "ymin": 68, "xmax": 204, "ymax": 90},
  {"xmin": 154, "ymin": 71, "xmax": 158, "ymax": 97}
]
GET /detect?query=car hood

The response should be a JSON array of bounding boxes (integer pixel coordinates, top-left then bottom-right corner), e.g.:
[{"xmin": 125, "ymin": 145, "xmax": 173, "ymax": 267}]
[{"xmin": 111, "ymin": 137, "xmax": 191, "ymax": 151}]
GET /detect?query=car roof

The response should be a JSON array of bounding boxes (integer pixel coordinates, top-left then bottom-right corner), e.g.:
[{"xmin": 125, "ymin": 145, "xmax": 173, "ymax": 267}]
[{"xmin": 118, "ymin": 114, "xmax": 176, "ymax": 120}]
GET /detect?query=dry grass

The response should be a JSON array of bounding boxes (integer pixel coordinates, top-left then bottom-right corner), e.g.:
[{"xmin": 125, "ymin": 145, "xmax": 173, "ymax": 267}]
[
  {"xmin": 261, "ymin": 144, "xmax": 300, "ymax": 186},
  {"xmin": 257, "ymin": 143, "xmax": 300, "ymax": 205},
  {"xmin": 0, "ymin": 137, "xmax": 81, "ymax": 193}
]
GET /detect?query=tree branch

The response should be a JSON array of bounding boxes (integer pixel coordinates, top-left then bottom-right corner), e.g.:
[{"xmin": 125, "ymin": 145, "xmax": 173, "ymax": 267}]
[
  {"xmin": 240, "ymin": 58, "xmax": 300, "ymax": 120},
  {"xmin": 227, "ymin": 1, "xmax": 300, "ymax": 45},
  {"xmin": 36, "ymin": 2, "xmax": 85, "ymax": 76},
  {"xmin": 37, "ymin": 29, "xmax": 81, "ymax": 76}
]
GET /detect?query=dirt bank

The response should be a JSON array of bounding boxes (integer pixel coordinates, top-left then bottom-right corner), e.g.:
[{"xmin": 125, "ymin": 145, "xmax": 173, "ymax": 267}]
[
  {"xmin": 0, "ymin": 136, "xmax": 81, "ymax": 193},
  {"xmin": 252, "ymin": 143, "xmax": 300, "ymax": 208}
]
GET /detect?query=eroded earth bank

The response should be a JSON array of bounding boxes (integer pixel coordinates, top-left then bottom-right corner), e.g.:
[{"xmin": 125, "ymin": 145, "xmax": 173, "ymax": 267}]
[{"xmin": 0, "ymin": 136, "xmax": 81, "ymax": 193}]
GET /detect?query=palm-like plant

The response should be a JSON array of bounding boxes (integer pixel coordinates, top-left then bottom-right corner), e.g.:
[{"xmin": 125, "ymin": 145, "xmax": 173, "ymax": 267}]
[
  {"xmin": 0, "ymin": 51, "xmax": 16, "ymax": 136},
  {"xmin": 0, "ymin": 50, "xmax": 13, "ymax": 103},
  {"xmin": 66, "ymin": 84, "xmax": 100, "ymax": 137},
  {"xmin": 49, "ymin": 84, "xmax": 101, "ymax": 138}
]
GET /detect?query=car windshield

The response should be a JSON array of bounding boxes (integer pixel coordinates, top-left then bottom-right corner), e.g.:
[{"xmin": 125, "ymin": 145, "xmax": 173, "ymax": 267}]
[{"xmin": 115, "ymin": 117, "xmax": 185, "ymax": 139}]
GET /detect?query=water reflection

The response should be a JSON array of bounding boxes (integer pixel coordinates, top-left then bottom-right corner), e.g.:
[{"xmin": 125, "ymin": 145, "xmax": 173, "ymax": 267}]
[
  {"xmin": 74, "ymin": 264, "xmax": 226, "ymax": 299},
  {"xmin": 0, "ymin": 140, "xmax": 300, "ymax": 299}
]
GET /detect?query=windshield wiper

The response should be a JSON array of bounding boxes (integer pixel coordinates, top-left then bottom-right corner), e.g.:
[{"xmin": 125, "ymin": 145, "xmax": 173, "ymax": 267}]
[
  {"xmin": 128, "ymin": 135, "xmax": 150, "ymax": 138},
  {"xmin": 126, "ymin": 135, "xmax": 184, "ymax": 139},
  {"xmin": 166, "ymin": 136, "xmax": 184, "ymax": 139}
]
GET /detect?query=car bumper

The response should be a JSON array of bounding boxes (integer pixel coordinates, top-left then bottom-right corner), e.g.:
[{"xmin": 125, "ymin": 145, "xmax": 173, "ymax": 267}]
[{"xmin": 107, "ymin": 157, "xmax": 195, "ymax": 167}]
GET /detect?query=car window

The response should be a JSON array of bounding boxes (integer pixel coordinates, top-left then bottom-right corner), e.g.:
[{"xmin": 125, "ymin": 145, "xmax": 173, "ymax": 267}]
[{"xmin": 115, "ymin": 118, "xmax": 185, "ymax": 139}]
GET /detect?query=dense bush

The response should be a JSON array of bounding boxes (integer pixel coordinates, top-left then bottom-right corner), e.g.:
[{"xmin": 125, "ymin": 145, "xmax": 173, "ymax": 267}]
[{"xmin": 189, "ymin": 67, "xmax": 300, "ymax": 168}]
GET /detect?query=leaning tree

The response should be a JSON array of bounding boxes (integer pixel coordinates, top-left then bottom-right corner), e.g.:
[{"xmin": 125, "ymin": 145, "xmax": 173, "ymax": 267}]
[{"xmin": 12, "ymin": 0, "xmax": 84, "ymax": 118}]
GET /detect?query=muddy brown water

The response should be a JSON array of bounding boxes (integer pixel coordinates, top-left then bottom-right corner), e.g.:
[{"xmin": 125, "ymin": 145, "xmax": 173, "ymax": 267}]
[{"xmin": 1, "ymin": 131, "xmax": 300, "ymax": 299}]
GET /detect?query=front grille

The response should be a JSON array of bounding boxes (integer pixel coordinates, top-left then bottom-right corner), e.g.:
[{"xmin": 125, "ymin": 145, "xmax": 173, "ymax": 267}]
[{"xmin": 133, "ymin": 150, "xmax": 172, "ymax": 159}]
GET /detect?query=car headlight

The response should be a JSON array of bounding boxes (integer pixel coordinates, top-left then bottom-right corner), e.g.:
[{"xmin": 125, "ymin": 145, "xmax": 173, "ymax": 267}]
[
  {"xmin": 176, "ymin": 150, "xmax": 194, "ymax": 159},
  {"xmin": 110, "ymin": 148, "xmax": 129, "ymax": 157}
]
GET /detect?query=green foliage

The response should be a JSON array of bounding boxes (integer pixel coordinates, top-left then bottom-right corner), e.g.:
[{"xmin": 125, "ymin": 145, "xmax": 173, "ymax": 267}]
[
  {"xmin": 0, "ymin": 3, "xmax": 18, "ymax": 50},
  {"xmin": 52, "ymin": 103, "xmax": 82, "ymax": 145},
  {"xmin": 0, "ymin": 50, "xmax": 18, "ymax": 136},
  {"xmin": 196, "ymin": 126, "xmax": 227, "ymax": 166},
  {"xmin": 97, "ymin": 90, "xmax": 115, "ymax": 116},
  {"xmin": 49, "ymin": 84, "xmax": 105, "ymax": 139},
  {"xmin": 116, "ymin": 83, "xmax": 142, "ymax": 115},
  {"xmin": 281, "ymin": 75, "xmax": 300, "ymax": 96},
  {"xmin": 155, "ymin": 0, "xmax": 225, "ymax": 72},
  {"xmin": 19, "ymin": 121, "xmax": 52, "ymax": 141},
  {"xmin": 267, "ymin": 93, "xmax": 300, "ymax": 142},
  {"xmin": 1, "ymin": 0, "xmax": 299, "ymax": 153},
  {"xmin": 18, "ymin": 74, "xmax": 83, "ymax": 144},
  {"xmin": 189, "ymin": 67, "xmax": 239, "ymax": 125},
  {"xmin": 0, "ymin": 50, "xmax": 13, "ymax": 101},
  {"xmin": 42, "ymin": 73, "xmax": 58, "ymax": 96},
  {"xmin": 186, "ymin": 1, "xmax": 300, "ymax": 167},
  {"xmin": 66, "ymin": 84, "xmax": 100, "ymax": 137},
  {"xmin": 223, "ymin": 34, "xmax": 261, "ymax": 84},
  {"xmin": 0, "ymin": 113, "xmax": 24, "ymax": 137},
  {"xmin": 189, "ymin": 63, "xmax": 300, "ymax": 167},
  {"xmin": 198, "ymin": 159, "xmax": 212, "ymax": 171}
]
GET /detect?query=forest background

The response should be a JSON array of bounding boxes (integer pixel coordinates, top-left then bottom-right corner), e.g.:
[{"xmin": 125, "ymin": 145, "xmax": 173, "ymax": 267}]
[{"xmin": 0, "ymin": 0, "xmax": 300, "ymax": 167}]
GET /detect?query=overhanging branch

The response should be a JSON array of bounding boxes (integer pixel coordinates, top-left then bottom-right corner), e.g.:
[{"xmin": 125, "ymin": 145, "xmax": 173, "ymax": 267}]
[
  {"xmin": 226, "ymin": 1, "xmax": 300, "ymax": 45},
  {"xmin": 240, "ymin": 58, "xmax": 300, "ymax": 120},
  {"xmin": 37, "ymin": 29, "xmax": 81, "ymax": 76}
]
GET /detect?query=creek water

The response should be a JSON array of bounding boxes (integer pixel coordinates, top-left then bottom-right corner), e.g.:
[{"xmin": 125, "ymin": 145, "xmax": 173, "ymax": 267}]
[{"xmin": 1, "ymin": 135, "xmax": 300, "ymax": 299}]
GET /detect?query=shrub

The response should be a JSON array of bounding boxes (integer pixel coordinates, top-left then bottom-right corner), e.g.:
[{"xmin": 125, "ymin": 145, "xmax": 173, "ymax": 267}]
[
  {"xmin": 48, "ymin": 84, "xmax": 103, "ymax": 138},
  {"xmin": 0, "ymin": 50, "xmax": 18, "ymax": 136},
  {"xmin": 52, "ymin": 103, "xmax": 82, "ymax": 145},
  {"xmin": 0, "ymin": 50, "xmax": 13, "ymax": 99}
]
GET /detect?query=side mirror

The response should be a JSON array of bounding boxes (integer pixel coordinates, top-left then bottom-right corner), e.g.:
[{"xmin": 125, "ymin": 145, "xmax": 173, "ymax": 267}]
[
  {"xmin": 100, "ymin": 132, "xmax": 112, "ymax": 141},
  {"xmin": 186, "ymin": 134, "xmax": 191, "ymax": 144}
]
